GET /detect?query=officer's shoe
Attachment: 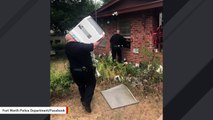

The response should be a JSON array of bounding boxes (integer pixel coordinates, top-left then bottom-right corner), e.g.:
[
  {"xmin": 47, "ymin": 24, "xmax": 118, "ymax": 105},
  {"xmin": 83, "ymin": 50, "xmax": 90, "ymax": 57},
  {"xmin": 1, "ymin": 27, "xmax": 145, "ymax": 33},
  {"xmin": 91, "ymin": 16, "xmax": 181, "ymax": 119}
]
[
  {"xmin": 81, "ymin": 102, "xmax": 92, "ymax": 113},
  {"xmin": 84, "ymin": 105, "xmax": 91, "ymax": 113},
  {"xmin": 81, "ymin": 101, "xmax": 86, "ymax": 107}
]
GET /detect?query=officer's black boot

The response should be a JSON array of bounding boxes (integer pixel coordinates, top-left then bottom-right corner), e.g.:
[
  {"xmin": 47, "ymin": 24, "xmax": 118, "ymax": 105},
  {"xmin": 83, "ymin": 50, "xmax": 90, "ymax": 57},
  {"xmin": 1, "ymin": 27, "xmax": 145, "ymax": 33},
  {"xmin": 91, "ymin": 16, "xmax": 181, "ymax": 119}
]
[
  {"xmin": 81, "ymin": 101, "xmax": 86, "ymax": 106},
  {"xmin": 81, "ymin": 101, "xmax": 91, "ymax": 113},
  {"xmin": 84, "ymin": 104, "xmax": 91, "ymax": 113}
]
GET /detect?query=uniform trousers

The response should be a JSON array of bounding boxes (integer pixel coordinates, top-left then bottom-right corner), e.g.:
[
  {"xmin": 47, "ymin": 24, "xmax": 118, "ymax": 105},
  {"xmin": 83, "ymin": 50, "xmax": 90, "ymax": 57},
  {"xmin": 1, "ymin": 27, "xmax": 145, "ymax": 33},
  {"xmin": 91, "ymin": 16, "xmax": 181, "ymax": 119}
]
[
  {"xmin": 71, "ymin": 67, "xmax": 96, "ymax": 105},
  {"xmin": 111, "ymin": 47, "xmax": 122, "ymax": 63}
]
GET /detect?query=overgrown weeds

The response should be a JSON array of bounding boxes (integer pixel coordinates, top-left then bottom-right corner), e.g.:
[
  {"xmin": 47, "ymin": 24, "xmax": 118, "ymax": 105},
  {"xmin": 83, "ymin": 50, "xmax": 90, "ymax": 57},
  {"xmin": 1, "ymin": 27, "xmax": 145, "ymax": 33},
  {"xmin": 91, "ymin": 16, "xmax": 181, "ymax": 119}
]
[
  {"xmin": 50, "ymin": 47, "xmax": 163, "ymax": 99},
  {"xmin": 95, "ymin": 47, "xmax": 163, "ymax": 95},
  {"xmin": 50, "ymin": 59, "xmax": 73, "ymax": 98}
]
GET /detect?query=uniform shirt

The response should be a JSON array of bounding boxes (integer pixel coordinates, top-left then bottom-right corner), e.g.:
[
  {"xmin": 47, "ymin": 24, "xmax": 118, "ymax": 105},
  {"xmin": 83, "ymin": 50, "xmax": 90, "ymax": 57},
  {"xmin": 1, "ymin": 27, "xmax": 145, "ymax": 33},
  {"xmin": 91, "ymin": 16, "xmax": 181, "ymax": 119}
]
[
  {"xmin": 65, "ymin": 42, "xmax": 94, "ymax": 69},
  {"xmin": 110, "ymin": 34, "xmax": 126, "ymax": 47}
]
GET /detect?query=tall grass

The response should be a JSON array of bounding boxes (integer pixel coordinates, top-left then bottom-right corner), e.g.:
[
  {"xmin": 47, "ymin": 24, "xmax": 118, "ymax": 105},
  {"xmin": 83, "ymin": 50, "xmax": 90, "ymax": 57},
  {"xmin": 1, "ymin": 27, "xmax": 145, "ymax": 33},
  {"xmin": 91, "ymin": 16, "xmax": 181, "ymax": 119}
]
[{"xmin": 50, "ymin": 59, "xmax": 72, "ymax": 98}]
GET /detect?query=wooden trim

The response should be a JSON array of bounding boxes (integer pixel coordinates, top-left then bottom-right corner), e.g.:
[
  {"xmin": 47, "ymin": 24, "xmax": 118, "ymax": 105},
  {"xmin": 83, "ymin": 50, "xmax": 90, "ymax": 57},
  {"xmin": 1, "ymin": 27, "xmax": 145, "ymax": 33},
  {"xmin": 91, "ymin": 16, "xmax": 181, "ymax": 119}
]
[
  {"xmin": 97, "ymin": 0, "xmax": 163, "ymax": 18},
  {"xmin": 96, "ymin": 0, "xmax": 120, "ymax": 13}
]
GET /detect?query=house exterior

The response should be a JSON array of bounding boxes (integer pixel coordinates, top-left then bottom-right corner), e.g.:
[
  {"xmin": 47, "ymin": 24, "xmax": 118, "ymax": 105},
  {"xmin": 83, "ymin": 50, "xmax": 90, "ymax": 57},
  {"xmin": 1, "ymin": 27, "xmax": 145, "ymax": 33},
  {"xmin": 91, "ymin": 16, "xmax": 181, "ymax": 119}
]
[{"xmin": 92, "ymin": 0, "xmax": 163, "ymax": 64}]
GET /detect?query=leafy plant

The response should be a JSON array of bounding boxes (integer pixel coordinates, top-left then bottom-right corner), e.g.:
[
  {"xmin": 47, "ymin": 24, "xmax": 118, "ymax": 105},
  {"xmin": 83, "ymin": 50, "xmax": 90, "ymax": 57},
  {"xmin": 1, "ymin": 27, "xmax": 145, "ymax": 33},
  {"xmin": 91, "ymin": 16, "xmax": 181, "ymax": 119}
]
[
  {"xmin": 140, "ymin": 47, "xmax": 163, "ymax": 83},
  {"xmin": 96, "ymin": 55, "xmax": 116, "ymax": 82},
  {"xmin": 96, "ymin": 54, "xmax": 141, "ymax": 83},
  {"xmin": 50, "ymin": 59, "xmax": 72, "ymax": 98},
  {"xmin": 95, "ymin": 49, "xmax": 163, "ymax": 95}
]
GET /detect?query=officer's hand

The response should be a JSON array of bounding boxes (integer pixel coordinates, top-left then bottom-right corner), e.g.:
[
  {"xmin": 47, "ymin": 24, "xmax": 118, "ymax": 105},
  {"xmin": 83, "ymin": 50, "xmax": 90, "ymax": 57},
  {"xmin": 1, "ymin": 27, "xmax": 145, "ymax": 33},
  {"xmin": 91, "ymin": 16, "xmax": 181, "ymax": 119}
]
[
  {"xmin": 99, "ymin": 34, "xmax": 105, "ymax": 41},
  {"xmin": 93, "ymin": 35, "xmax": 105, "ymax": 49},
  {"xmin": 93, "ymin": 40, "xmax": 101, "ymax": 49}
]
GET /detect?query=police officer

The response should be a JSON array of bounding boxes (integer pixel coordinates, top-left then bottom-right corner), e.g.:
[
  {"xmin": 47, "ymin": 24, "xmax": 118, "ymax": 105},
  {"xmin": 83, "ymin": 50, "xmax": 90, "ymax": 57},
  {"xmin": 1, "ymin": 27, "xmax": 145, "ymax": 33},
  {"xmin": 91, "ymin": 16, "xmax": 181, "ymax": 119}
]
[
  {"xmin": 110, "ymin": 30, "xmax": 126, "ymax": 63},
  {"xmin": 65, "ymin": 34, "xmax": 102, "ymax": 113}
]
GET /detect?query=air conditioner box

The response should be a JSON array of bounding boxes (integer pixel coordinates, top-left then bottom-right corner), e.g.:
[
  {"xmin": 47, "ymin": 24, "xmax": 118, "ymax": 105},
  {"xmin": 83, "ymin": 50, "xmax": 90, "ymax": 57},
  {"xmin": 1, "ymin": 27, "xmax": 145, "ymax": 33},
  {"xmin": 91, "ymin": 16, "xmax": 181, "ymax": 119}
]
[{"xmin": 69, "ymin": 16, "xmax": 105, "ymax": 44}]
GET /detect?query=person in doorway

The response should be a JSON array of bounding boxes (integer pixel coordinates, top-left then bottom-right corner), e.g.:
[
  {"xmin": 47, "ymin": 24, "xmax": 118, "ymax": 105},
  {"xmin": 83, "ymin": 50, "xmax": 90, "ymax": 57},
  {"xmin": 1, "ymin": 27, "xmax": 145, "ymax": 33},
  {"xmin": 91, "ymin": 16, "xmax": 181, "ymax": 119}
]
[
  {"xmin": 110, "ymin": 30, "xmax": 126, "ymax": 63},
  {"xmin": 65, "ymin": 34, "xmax": 103, "ymax": 113}
]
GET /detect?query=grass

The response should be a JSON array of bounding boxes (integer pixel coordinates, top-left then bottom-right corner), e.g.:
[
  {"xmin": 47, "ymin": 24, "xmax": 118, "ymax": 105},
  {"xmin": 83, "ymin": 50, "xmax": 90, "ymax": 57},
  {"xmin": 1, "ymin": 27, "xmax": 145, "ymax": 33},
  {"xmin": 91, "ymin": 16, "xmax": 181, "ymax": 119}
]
[{"xmin": 50, "ymin": 57, "xmax": 73, "ymax": 98}]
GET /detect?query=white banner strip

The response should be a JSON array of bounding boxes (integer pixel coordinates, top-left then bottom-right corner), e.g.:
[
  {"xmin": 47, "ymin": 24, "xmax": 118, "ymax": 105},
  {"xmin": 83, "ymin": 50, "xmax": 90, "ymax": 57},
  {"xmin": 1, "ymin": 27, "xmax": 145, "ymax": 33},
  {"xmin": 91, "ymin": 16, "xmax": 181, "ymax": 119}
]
[{"xmin": 0, "ymin": 107, "xmax": 68, "ymax": 114}]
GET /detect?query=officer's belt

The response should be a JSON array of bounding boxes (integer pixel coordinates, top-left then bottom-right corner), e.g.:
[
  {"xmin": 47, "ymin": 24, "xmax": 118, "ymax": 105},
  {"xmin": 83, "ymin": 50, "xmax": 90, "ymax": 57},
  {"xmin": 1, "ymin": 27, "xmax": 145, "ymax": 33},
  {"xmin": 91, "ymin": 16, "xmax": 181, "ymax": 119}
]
[
  {"xmin": 113, "ymin": 45, "xmax": 123, "ymax": 47},
  {"xmin": 72, "ymin": 66, "xmax": 87, "ymax": 72}
]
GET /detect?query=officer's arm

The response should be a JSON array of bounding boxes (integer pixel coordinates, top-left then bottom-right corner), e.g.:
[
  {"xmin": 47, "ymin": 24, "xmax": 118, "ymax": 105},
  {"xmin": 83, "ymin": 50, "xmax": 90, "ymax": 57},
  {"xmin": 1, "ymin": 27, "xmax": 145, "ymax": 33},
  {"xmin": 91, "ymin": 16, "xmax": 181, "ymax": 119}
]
[
  {"xmin": 121, "ymin": 35, "xmax": 127, "ymax": 46},
  {"xmin": 78, "ymin": 37, "xmax": 103, "ymax": 52}
]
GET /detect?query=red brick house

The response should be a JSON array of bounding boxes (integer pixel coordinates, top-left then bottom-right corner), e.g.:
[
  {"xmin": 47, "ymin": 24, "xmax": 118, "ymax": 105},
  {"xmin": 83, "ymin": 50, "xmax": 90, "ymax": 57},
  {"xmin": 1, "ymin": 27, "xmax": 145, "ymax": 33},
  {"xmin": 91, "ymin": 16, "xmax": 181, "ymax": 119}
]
[{"xmin": 92, "ymin": 0, "xmax": 163, "ymax": 64}]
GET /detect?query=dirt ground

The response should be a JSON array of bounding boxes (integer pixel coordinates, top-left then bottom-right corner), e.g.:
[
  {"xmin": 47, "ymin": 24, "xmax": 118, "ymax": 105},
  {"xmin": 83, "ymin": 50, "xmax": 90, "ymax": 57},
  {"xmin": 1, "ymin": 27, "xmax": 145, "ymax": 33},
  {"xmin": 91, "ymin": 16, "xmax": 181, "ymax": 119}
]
[{"xmin": 51, "ymin": 83, "xmax": 162, "ymax": 120}]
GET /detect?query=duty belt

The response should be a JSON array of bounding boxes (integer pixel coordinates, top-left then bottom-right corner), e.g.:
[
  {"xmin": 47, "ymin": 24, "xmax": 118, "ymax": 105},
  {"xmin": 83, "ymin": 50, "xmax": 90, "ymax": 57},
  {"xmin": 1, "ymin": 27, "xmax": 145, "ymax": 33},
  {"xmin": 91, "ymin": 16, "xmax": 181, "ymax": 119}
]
[
  {"xmin": 113, "ymin": 45, "xmax": 123, "ymax": 47},
  {"xmin": 73, "ymin": 66, "xmax": 87, "ymax": 72}
]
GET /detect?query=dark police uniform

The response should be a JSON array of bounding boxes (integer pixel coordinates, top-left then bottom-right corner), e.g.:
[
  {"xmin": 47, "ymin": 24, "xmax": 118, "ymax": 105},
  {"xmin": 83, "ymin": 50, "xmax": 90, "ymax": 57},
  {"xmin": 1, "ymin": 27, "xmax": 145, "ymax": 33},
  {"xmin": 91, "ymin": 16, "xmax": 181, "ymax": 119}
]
[
  {"xmin": 110, "ymin": 34, "xmax": 126, "ymax": 63},
  {"xmin": 65, "ymin": 41, "xmax": 96, "ymax": 112}
]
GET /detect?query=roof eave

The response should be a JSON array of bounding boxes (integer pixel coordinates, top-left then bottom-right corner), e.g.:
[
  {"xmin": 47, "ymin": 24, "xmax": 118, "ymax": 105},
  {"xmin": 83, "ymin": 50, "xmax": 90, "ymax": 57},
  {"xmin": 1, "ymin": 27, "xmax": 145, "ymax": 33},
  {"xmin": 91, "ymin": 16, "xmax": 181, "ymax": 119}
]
[{"xmin": 97, "ymin": 0, "xmax": 163, "ymax": 18}]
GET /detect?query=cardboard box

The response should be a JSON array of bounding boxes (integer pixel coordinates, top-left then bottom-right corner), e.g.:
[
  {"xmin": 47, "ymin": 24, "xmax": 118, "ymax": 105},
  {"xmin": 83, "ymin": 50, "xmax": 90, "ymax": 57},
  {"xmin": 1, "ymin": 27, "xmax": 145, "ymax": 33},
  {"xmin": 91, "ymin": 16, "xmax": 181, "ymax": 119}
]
[{"xmin": 69, "ymin": 16, "xmax": 105, "ymax": 44}]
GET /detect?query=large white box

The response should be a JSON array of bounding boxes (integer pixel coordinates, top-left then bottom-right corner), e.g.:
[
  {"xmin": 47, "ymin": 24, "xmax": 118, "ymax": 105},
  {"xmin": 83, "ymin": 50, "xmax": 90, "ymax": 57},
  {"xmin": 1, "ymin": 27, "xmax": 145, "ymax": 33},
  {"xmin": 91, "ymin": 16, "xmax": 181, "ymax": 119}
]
[{"xmin": 69, "ymin": 16, "xmax": 105, "ymax": 44}]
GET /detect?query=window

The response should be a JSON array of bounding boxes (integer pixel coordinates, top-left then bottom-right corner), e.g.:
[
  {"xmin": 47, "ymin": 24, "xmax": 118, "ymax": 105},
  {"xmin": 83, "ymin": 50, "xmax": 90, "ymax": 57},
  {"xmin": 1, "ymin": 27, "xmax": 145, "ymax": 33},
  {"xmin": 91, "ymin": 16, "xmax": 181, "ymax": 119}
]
[
  {"xmin": 123, "ymin": 36, "xmax": 131, "ymax": 49},
  {"xmin": 97, "ymin": 19, "xmax": 107, "ymax": 47},
  {"xmin": 118, "ymin": 19, "xmax": 131, "ymax": 36},
  {"xmin": 118, "ymin": 19, "xmax": 131, "ymax": 49}
]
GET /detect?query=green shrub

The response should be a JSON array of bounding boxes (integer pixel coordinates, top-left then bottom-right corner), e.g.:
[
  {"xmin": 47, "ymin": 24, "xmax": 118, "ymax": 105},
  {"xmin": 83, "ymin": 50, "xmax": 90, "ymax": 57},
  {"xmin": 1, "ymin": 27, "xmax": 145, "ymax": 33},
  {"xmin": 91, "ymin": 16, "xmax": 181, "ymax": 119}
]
[
  {"xmin": 140, "ymin": 47, "xmax": 163, "ymax": 83},
  {"xmin": 96, "ymin": 55, "xmax": 116, "ymax": 82},
  {"xmin": 95, "ymin": 49, "xmax": 163, "ymax": 95},
  {"xmin": 125, "ymin": 63, "xmax": 142, "ymax": 77},
  {"xmin": 52, "ymin": 44, "xmax": 65, "ymax": 50},
  {"xmin": 50, "ymin": 60, "xmax": 72, "ymax": 98},
  {"xmin": 96, "ymin": 55, "xmax": 141, "ymax": 82}
]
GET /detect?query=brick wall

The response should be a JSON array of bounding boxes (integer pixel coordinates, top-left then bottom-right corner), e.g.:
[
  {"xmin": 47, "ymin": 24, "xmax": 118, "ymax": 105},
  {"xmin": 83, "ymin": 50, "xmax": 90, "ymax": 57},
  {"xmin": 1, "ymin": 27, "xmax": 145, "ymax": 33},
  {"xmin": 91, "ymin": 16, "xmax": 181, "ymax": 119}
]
[
  {"xmin": 94, "ymin": 11, "xmax": 162, "ymax": 64},
  {"xmin": 94, "ymin": 18, "xmax": 116, "ymax": 55}
]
